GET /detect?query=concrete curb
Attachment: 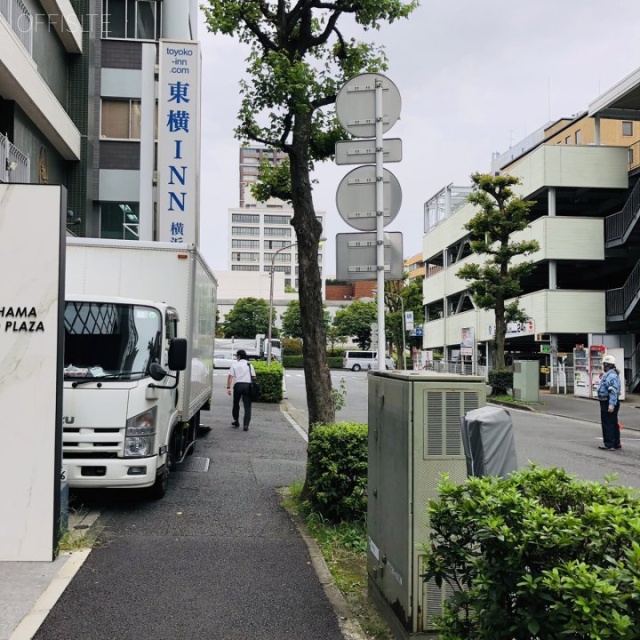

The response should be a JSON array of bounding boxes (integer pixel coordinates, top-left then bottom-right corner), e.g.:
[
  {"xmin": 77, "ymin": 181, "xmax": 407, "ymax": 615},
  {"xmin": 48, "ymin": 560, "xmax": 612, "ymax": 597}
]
[{"xmin": 10, "ymin": 549, "xmax": 91, "ymax": 640}]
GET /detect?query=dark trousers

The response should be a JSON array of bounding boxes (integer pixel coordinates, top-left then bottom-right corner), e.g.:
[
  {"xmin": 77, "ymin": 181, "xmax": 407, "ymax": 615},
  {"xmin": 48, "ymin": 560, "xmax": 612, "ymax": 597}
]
[
  {"xmin": 232, "ymin": 382, "xmax": 252, "ymax": 427},
  {"xmin": 600, "ymin": 400, "xmax": 620, "ymax": 448}
]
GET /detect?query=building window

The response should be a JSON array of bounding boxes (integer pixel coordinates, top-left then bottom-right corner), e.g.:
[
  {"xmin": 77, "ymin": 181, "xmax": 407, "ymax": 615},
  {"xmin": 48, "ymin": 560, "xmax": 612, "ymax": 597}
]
[
  {"xmin": 265, "ymin": 252, "xmax": 291, "ymax": 263},
  {"xmin": 623, "ymin": 121, "xmax": 633, "ymax": 136},
  {"xmin": 264, "ymin": 227, "xmax": 292, "ymax": 237},
  {"xmin": 232, "ymin": 213, "xmax": 260, "ymax": 224},
  {"xmin": 101, "ymin": 100, "xmax": 141, "ymax": 139},
  {"xmin": 285, "ymin": 278, "xmax": 291, "ymax": 288},
  {"xmin": 264, "ymin": 240, "xmax": 292, "ymax": 249},
  {"xmin": 232, "ymin": 252, "xmax": 259, "ymax": 262},
  {"xmin": 232, "ymin": 226, "xmax": 260, "ymax": 236},
  {"xmin": 232, "ymin": 239, "xmax": 260, "ymax": 249},
  {"xmin": 232, "ymin": 265, "xmax": 259, "ymax": 272},
  {"xmin": 100, "ymin": 202, "xmax": 139, "ymax": 239},
  {"xmin": 575, "ymin": 129, "xmax": 582, "ymax": 144},
  {"xmin": 264, "ymin": 214, "xmax": 292, "ymax": 225},
  {"xmin": 103, "ymin": 0, "xmax": 161, "ymax": 40},
  {"xmin": 565, "ymin": 136, "xmax": 571, "ymax": 144},
  {"xmin": 629, "ymin": 148, "xmax": 634, "ymax": 165}
]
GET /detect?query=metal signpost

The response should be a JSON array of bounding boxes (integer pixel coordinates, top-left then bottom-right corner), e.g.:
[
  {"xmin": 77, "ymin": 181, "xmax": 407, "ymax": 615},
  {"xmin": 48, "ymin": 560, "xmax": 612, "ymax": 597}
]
[{"xmin": 335, "ymin": 73, "xmax": 402, "ymax": 371}]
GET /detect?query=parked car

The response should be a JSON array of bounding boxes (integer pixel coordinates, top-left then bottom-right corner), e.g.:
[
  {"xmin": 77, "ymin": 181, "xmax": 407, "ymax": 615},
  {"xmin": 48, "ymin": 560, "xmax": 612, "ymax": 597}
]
[
  {"xmin": 214, "ymin": 352, "xmax": 234, "ymax": 369},
  {"xmin": 343, "ymin": 350, "xmax": 395, "ymax": 371}
]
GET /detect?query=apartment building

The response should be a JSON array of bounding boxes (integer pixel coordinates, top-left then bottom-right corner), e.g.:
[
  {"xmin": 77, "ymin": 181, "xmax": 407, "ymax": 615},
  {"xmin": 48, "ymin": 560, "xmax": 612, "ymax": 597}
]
[
  {"xmin": 422, "ymin": 65, "xmax": 640, "ymax": 388},
  {"xmin": 0, "ymin": 0, "xmax": 82, "ymax": 191},
  {"xmin": 0, "ymin": 0, "xmax": 200, "ymax": 239},
  {"xmin": 228, "ymin": 146, "xmax": 325, "ymax": 291}
]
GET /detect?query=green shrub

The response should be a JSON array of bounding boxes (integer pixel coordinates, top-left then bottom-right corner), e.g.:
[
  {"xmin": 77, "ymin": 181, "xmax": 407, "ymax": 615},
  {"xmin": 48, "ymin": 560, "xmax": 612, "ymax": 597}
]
[
  {"xmin": 251, "ymin": 360, "xmax": 283, "ymax": 403},
  {"xmin": 282, "ymin": 337, "xmax": 303, "ymax": 355},
  {"xmin": 281, "ymin": 355, "xmax": 344, "ymax": 369},
  {"xmin": 423, "ymin": 465, "xmax": 640, "ymax": 640},
  {"xmin": 488, "ymin": 368, "xmax": 512, "ymax": 395},
  {"xmin": 328, "ymin": 347, "xmax": 346, "ymax": 358},
  {"xmin": 306, "ymin": 422, "xmax": 368, "ymax": 523}
]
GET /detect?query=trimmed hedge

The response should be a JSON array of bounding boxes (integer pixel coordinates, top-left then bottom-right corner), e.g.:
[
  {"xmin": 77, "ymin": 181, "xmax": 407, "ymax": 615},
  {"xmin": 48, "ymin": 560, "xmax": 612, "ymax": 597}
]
[
  {"xmin": 282, "ymin": 355, "xmax": 344, "ymax": 369},
  {"xmin": 423, "ymin": 465, "xmax": 640, "ymax": 639},
  {"xmin": 251, "ymin": 360, "xmax": 283, "ymax": 403},
  {"xmin": 306, "ymin": 422, "xmax": 368, "ymax": 522}
]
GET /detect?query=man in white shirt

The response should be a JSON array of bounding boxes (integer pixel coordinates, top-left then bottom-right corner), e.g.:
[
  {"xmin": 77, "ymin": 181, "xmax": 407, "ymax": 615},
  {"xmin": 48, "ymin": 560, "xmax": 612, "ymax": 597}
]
[{"xmin": 226, "ymin": 349, "xmax": 254, "ymax": 431}]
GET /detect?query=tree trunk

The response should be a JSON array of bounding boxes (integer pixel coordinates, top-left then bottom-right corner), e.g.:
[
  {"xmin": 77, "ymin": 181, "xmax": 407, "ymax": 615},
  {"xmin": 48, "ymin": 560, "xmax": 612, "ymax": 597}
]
[
  {"xmin": 494, "ymin": 298, "xmax": 506, "ymax": 370},
  {"xmin": 288, "ymin": 112, "xmax": 335, "ymax": 434}
]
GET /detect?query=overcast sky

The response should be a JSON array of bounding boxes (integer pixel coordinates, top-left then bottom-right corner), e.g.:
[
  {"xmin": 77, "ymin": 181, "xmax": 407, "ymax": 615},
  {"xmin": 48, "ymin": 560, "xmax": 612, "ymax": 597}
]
[{"xmin": 197, "ymin": 1, "xmax": 640, "ymax": 274}]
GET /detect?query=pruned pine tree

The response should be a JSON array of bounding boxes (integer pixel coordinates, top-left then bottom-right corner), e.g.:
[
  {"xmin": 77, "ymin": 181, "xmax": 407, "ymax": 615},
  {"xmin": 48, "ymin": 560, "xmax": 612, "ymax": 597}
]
[
  {"xmin": 457, "ymin": 173, "xmax": 539, "ymax": 373},
  {"xmin": 202, "ymin": 0, "xmax": 418, "ymax": 431}
]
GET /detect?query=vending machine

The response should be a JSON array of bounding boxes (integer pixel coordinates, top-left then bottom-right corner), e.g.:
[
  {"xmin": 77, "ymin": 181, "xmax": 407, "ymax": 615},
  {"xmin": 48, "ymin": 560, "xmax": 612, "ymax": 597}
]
[
  {"xmin": 588, "ymin": 345, "xmax": 606, "ymax": 399},
  {"xmin": 573, "ymin": 345, "xmax": 590, "ymax": 398}
]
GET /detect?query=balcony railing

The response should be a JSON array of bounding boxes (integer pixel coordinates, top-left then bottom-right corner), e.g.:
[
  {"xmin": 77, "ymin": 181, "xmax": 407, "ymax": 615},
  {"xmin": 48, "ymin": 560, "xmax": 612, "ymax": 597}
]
[
  {"xmin": 0, "ymin": 0, "xmax": 33, "ymax": 54},
  {"xmin": 0, "ymin": 131, "xmax": 30, "ymax": 183}
]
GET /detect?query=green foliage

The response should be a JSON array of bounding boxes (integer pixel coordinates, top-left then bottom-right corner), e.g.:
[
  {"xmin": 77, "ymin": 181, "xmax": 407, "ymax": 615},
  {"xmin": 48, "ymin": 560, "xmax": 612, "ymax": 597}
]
[
  {"xmin": 281, "ymin": 300, "xmax": 330, "ymax": 339},
  {"xmin": 332, "ymin": 377, "xmax": 348, "ymax": 411},
  {"xmin": 282, "ymin": 337, "xmax": 303, "ymax": 355},
  {"xmin": 326, "ymin": 325, "xmax": 348, "ymax": 351},
  {"xmin": 222, "ymin": 297, "xmax": 270, "ymax": 338},
  {"xmin": 251, "ymin": 360, "xmax": 283, "ymax": 403},
  {"xmin": 282, "ymin": 355, "xmax": 343, "ymax": 369},
  {"xmin": 488, "ymin": 369, "xmax": 513, "ymax": 396},
  {"xmin": 306, "ymin": 422, "xmax": 368, "ymax": 522},
  {"xmin": 423, "ymin": 466, "xmax": 640, "ymax": 640},
  {"xmin": 332, "ymin": 300, "xmax": 377, "ymax": 349}
]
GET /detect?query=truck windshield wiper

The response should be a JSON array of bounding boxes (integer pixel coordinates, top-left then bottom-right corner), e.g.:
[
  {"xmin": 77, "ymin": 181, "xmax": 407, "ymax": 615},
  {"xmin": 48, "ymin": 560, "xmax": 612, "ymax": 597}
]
[{"xmin": 69, "ymin": 371, "xmax": 148, "ymax": 388}]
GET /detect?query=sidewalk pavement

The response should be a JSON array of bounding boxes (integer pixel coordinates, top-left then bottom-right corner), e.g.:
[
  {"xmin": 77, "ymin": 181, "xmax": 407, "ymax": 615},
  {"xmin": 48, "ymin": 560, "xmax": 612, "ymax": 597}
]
[
  {"xmin": 496, "ymin": 389, "xmax": 640, "ymax": 431},
  {"xmin": 3, "ymin": 387, "xmax": 640, "ymax": 639},
  {"xmin": 1, "ymin": 393, "xmax": 358, "ymax": 640}
]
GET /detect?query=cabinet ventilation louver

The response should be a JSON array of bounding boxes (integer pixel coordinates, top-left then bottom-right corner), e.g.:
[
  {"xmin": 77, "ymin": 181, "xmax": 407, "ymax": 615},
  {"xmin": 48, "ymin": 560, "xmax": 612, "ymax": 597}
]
[{"xmin": 426, "ymin": 390, "xmax": 479, "ymax": 457}]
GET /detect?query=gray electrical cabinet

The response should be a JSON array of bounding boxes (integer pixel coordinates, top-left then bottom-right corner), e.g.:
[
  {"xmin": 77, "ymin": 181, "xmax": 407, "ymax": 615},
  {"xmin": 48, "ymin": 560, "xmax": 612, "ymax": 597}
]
[
  {"xmin": 367, "ymin": 371, "xmax": 486, "ymax": 639},
  {"xmin": 512, "ymin": 360, "xmax": 539, "ymax": 401}
]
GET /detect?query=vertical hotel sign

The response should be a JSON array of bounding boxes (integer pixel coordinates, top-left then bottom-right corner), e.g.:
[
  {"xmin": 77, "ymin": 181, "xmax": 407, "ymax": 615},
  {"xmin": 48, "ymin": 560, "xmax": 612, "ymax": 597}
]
[{"xmin": 158, "ymin": 40, "xmax": 201, "ymax": 245}]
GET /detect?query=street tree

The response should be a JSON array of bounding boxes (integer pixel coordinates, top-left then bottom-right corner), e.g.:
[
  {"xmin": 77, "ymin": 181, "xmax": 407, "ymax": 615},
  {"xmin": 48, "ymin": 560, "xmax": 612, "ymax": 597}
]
[
  {"xmin": 457, "ymin": 173, "xmax": 539, "ymax": 379},
  {"xmin": 332, "ymin": 300, "xmax": 377, "ymax": 349},
  {"xmin": 202, "ymin": 0, "xmax": 418, "ymax": 430},
  {"xmin": 281, "ymin": 300, "xmax": 330, "ymax": 338},
  {"xmin": 326, "ymin": 325, "xmax": 348, "ymax": 352},
  {"xmin": 222, "ymin": 297, "xmax": 271, "ymax": 338},
  {"xmin": 381, "ymin": 276, "xmax": 424, "ymax": 367}
]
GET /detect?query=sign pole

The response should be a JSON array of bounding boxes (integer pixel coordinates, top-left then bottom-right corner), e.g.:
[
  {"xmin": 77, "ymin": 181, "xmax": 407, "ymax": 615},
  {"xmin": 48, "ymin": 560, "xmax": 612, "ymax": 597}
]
[{"xmin": 375, "ymin": 79, "xmax": 385, "ymax": 371}]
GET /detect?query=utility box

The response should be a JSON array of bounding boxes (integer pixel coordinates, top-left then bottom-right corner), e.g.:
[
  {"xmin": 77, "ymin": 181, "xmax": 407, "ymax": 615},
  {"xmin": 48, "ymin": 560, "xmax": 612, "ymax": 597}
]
[
  {"xmin": 512, "ymin": 360, "xmax": 539, "ymax": 402},
  {"xmin": 367, "ymin": 371, "xmax": 486, "ymax": 639}
]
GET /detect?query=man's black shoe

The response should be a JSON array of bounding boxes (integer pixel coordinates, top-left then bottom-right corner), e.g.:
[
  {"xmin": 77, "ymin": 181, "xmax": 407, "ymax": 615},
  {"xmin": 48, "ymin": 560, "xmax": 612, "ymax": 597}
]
[
  {"xmin": 243, "ymin": 425, "xmax": 249, "ymax": 431},
  {"xmin": 231, "ymin": 422, "xmax": 240, "ymax": 428},
  {"xmin": 598, "ymin": 445, "xmax": 614, "ymax": 450}
]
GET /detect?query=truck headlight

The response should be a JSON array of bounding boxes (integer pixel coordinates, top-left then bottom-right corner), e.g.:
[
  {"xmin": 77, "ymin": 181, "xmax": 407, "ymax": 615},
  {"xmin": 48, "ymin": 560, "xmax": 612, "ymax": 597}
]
[{"xmin": 124, "ymin": 408, "xmax": 156, "ymax": 457}]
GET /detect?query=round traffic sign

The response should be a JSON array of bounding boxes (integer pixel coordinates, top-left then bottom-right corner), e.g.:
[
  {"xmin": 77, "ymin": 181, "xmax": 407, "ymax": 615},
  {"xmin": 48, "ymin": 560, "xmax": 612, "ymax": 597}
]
[
  {"xmin": 335, "ymin": 165, "xmax": 402, "ymax": 232},
  {"xmin": 335, "ymin": 73, "xmax": 401, "ymax": 138}
]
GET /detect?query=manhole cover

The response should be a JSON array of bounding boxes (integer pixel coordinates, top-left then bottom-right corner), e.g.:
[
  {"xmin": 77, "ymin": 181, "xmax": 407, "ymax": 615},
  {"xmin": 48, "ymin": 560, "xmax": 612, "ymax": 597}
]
[{"xmin": 177, "ymin": 456, "xmax": 210, "ymax": 473}]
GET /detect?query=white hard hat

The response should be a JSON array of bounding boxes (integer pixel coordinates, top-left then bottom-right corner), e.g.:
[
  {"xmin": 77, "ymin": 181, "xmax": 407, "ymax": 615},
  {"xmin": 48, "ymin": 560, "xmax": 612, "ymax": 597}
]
[{"xmin": 603, "ymin": 354, "xmax": 616, "ymax": 366}]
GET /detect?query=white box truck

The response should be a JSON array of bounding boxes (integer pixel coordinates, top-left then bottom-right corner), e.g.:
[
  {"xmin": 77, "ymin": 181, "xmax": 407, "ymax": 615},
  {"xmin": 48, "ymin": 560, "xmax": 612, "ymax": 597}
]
[{"xmin": 62, "ymin": 238, "xmax": 217, "ymax": 498}]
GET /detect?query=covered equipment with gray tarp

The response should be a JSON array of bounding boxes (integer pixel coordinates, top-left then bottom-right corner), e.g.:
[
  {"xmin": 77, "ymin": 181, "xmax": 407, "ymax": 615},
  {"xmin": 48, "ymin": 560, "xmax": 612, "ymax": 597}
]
[{"xmin": 460, "ymin": 406, "xmax": 518, "ymax": 478}]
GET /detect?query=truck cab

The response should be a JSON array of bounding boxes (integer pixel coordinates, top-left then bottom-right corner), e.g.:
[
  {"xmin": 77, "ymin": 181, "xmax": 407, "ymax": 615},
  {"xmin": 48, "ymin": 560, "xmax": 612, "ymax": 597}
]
[{"xmin": 62, "ymin": 295, "xmax": 189, "ymax": 498}]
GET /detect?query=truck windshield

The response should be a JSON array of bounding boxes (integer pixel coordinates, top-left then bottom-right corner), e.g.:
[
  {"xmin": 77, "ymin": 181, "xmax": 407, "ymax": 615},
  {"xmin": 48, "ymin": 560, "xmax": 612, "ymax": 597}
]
[{"xmin": 63, "ymin": 302, "xmax": 162, "ymax": 380}]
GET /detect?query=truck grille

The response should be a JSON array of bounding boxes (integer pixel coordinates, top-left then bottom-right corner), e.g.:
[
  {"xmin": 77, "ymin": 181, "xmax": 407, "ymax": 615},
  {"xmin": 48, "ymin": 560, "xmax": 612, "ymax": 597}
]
[{"xmin": 63, "ymin": 426, "xmax": 124, "ymax": 457}]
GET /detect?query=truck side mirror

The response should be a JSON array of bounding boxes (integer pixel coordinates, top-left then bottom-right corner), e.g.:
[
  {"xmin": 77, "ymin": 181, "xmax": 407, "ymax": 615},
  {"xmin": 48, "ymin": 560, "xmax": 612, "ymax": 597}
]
[{"xmin": 168, "ymin": 338, "xmax": 187, "ymax": 371}]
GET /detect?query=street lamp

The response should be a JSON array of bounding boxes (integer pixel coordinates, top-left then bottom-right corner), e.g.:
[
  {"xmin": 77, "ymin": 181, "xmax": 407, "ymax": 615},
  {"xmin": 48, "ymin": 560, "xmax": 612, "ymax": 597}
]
[
  {"xmin": 266, "ymin": 237, "xmax": 327, "ymax": 365},
  {"xmin": 267, "ymin": 241, "xmax": 297, "ymax": 365},
  {"xmin": 374, "ymin": 289, "xmax": 406, "ymax": 370}
]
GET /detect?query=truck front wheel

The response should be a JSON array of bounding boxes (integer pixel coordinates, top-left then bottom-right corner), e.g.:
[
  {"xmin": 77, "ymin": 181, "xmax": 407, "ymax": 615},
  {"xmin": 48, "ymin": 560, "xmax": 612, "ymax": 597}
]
[{"xmin": 148, "ymin": 465, "xmax": 169, "ymax": 500}]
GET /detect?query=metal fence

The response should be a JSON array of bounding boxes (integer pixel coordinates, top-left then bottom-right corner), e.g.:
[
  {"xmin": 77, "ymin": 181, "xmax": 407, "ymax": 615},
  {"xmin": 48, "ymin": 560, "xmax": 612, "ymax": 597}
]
[{"xmin": 0, "ymin": 0, "xmax": 32, "ymax": 54}]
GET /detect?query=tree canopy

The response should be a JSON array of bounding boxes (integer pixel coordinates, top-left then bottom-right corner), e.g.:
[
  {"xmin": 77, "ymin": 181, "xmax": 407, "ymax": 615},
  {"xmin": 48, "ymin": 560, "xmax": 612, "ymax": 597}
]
[
  {"xmin": 457, "ymin": 173, "xmax": 539, "ymax": 372},
  {"xmin": 222, "ymin": 297, "xmax": 271, "ymax": 338},
  {"xmin": 332, "ymin": 300, "xmax": 377, "ymax": 349},
  {"xmin": 202, "ymin": 0, "xmax": 418, "ymax": 430},
  {"xmin": 281, "ymin": 300, "xmax": 330, "ymax": 338}
]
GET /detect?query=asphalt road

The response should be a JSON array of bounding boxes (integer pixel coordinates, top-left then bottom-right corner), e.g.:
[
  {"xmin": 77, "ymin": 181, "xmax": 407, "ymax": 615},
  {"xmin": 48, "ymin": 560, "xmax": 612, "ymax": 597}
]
[{"xmin": 283, "ymin": 369, "xmax": 640, "ymax": 490}]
